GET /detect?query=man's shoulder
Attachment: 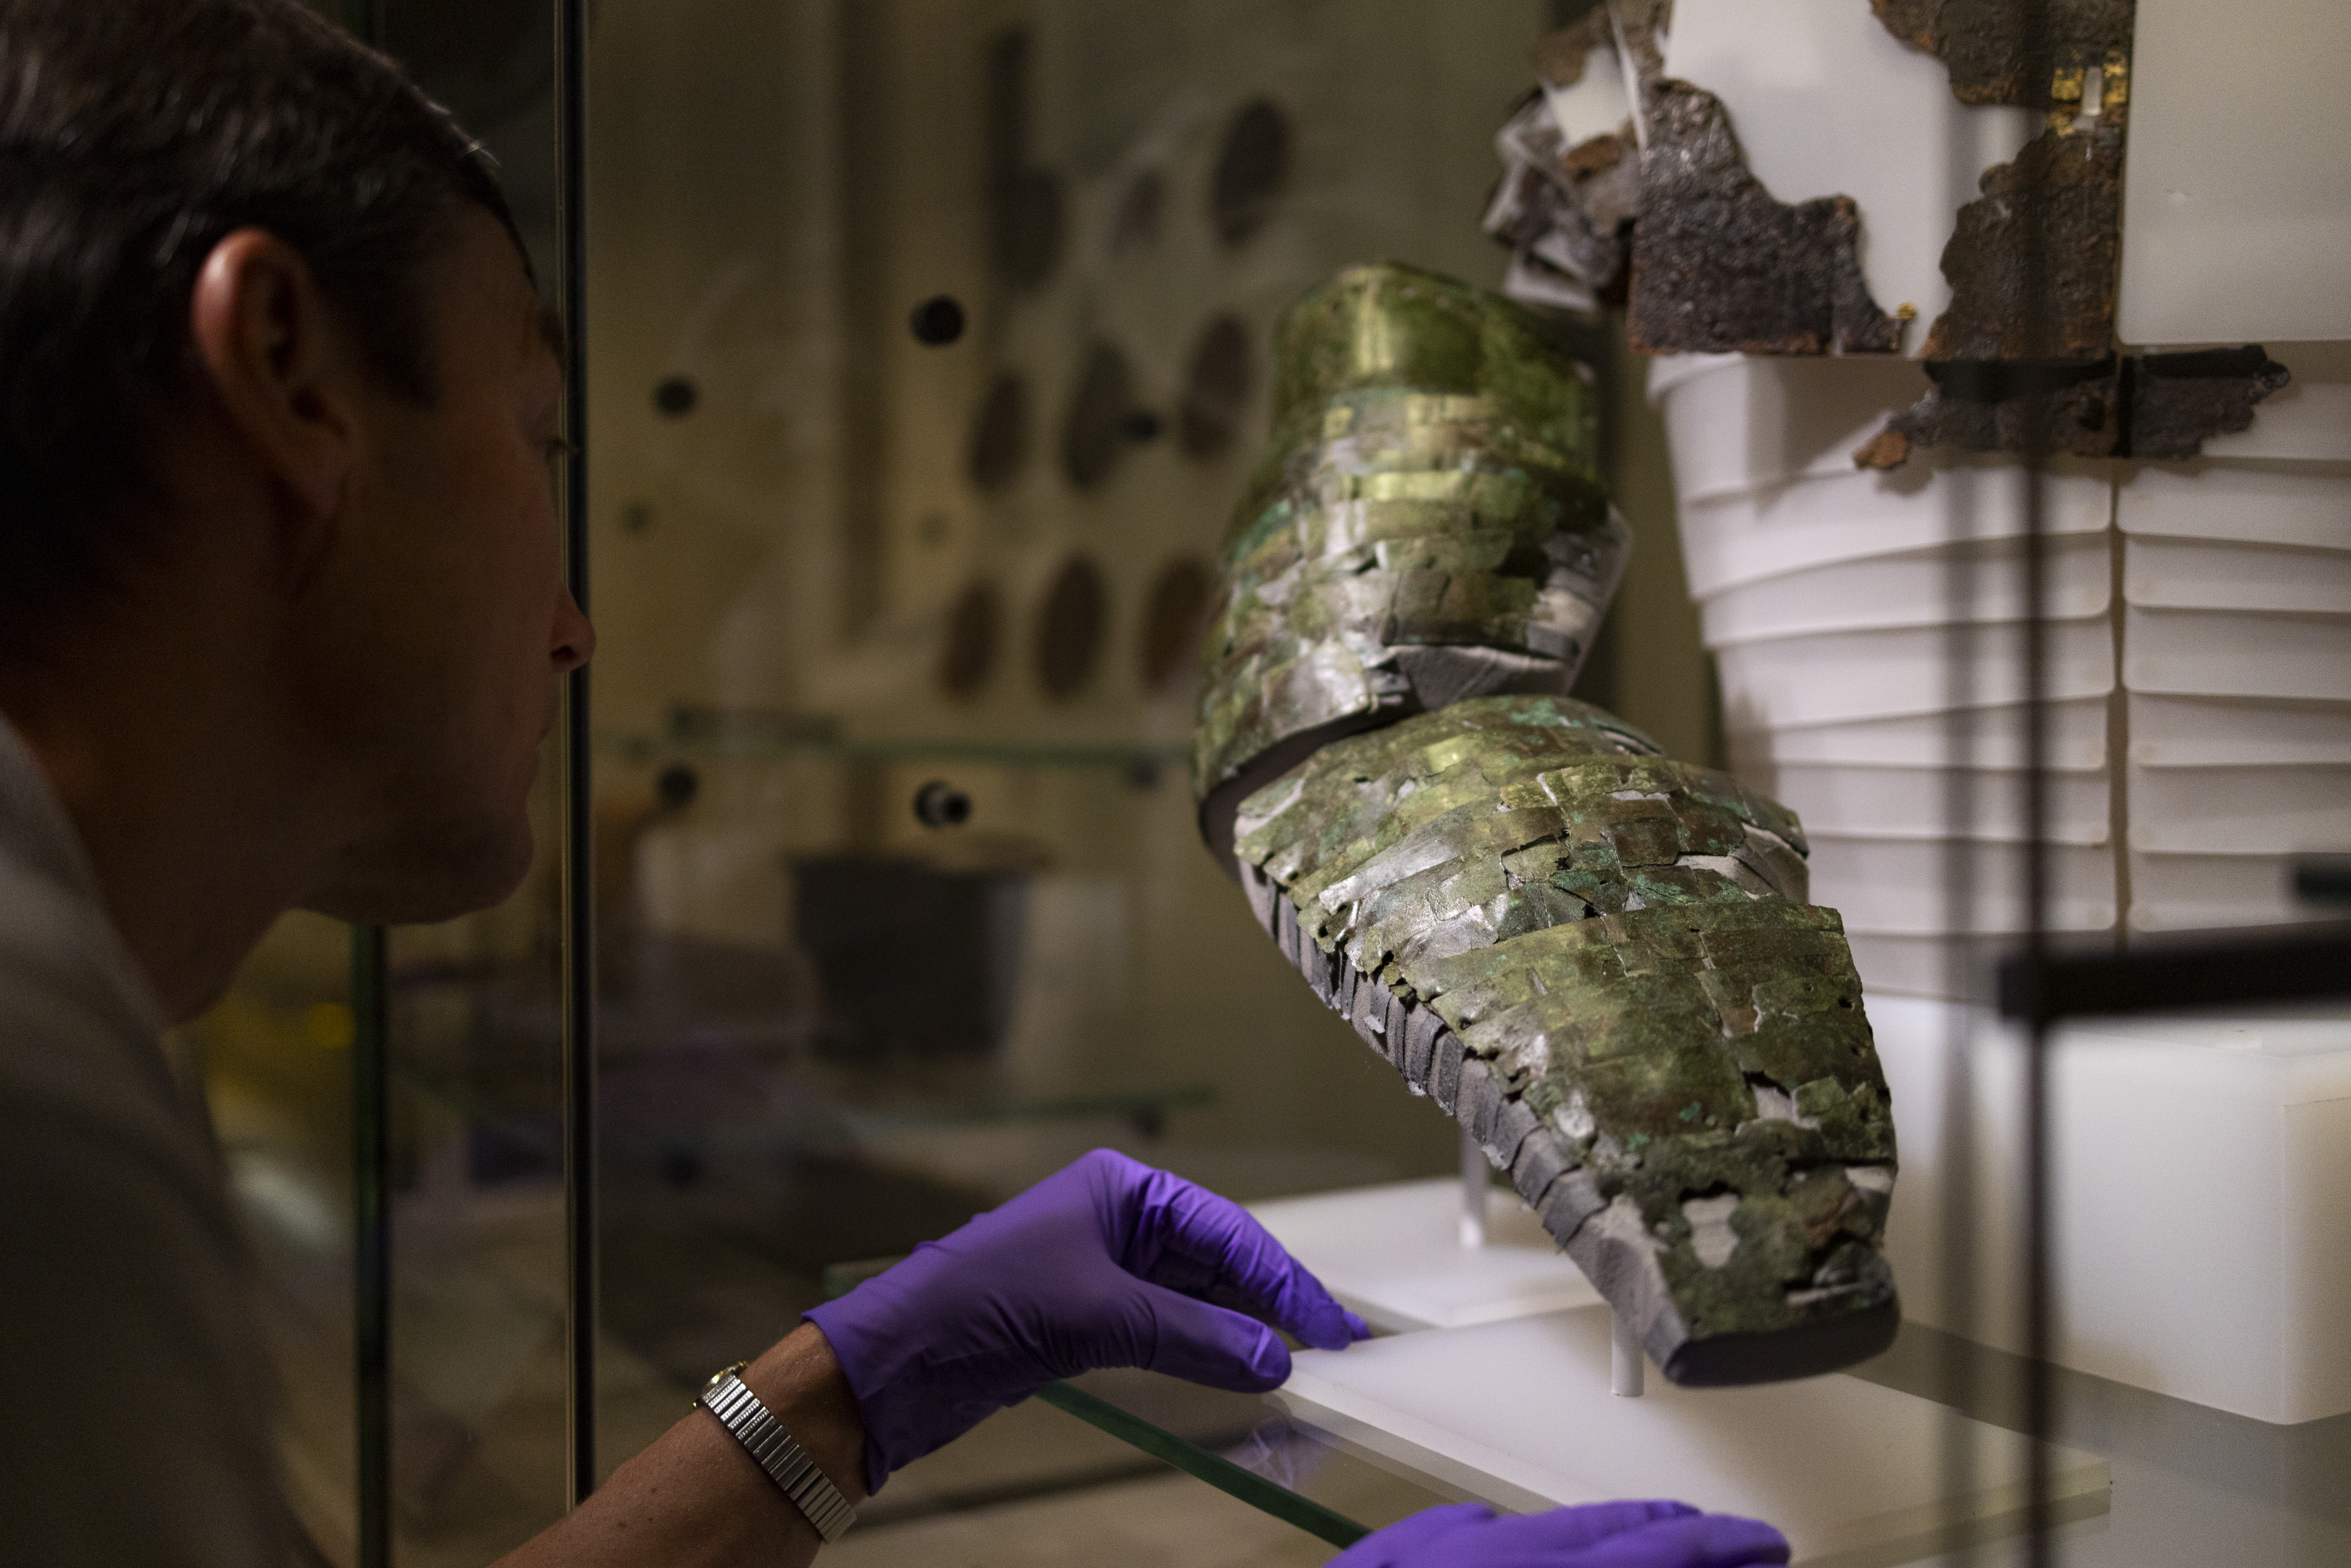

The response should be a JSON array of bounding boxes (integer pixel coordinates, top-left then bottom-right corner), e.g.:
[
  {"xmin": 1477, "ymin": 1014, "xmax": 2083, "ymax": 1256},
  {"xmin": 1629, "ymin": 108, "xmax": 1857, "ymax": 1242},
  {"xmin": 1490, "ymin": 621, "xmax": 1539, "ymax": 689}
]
[
  {"xmin": 0, "ymin": 860, "xmax": 283, "ymax": 1564},
  {"xmin": 0, "ymin": 838, "xmax": 213, "ymax": 1182}
]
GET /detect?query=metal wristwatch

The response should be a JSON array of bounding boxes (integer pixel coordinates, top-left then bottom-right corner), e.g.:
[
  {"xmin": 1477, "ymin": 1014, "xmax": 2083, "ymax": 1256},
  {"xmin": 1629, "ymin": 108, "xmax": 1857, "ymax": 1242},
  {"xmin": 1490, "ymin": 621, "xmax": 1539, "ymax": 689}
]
[{"xmin": 696, "ymin": 1362, "xmax": 858, "ymax": 1542}]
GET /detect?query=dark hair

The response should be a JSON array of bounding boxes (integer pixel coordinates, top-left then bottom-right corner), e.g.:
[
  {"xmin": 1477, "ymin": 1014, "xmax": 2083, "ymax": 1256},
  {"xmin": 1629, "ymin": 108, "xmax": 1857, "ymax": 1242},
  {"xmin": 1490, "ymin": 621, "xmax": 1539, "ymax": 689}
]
[{"xmin": 0, "ymin": 0, "xmax": 519, "ymax": 639}]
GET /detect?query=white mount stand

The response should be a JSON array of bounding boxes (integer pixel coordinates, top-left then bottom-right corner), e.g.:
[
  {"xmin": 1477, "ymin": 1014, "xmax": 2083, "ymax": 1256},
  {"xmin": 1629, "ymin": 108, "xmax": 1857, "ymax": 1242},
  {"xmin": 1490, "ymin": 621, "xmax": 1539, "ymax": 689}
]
[
  {"xmin": 1456, "ymin": 1126, "xmax": 1643, "ymax": 1397},
  {"xmin": 1458, "ymin": 1126, "xmax": 1487, "ymax": 1251},
  {"xmin": 1610, "ymin": 1308, "xmax": 1645, "ymax": 1398}
]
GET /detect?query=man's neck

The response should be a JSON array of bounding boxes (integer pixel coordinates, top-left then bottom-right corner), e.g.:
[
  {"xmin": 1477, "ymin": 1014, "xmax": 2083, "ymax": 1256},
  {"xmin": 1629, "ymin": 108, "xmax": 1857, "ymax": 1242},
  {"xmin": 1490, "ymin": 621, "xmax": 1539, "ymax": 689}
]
[{"xmin": 0, "ymin": 611, "xmax": 337, "ymax": 1024}]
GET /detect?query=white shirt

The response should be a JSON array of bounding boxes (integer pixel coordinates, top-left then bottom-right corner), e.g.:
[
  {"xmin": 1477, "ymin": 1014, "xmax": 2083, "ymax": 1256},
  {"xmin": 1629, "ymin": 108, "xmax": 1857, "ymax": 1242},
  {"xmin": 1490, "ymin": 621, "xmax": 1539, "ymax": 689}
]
[{"xmin": 0, "ymin": 716, "xmax": 284, "ymax": 1565}]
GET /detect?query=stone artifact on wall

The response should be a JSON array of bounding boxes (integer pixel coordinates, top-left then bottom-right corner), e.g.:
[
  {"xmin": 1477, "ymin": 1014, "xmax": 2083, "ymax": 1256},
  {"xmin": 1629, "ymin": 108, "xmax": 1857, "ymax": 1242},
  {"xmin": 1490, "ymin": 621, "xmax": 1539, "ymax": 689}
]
[{"xmin": 1191, "ymin": 265, "xmax": 1900, "ymax": 1386}]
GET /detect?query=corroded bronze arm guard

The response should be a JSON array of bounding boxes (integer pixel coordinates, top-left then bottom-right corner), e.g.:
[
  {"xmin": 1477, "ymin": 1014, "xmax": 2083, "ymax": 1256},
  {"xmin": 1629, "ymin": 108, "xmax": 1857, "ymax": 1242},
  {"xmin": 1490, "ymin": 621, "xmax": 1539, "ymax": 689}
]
[{"xmin": 1193, "ymin": 263, "xmax": 1899, "ymax": 1386}]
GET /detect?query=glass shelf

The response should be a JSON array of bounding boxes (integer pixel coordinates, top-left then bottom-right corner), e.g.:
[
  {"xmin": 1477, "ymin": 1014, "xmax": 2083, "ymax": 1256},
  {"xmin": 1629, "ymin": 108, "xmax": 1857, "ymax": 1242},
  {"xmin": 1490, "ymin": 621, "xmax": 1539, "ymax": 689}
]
[
  {"xmin": 815, "ymin": 1265, "xmax": 1464, "ymax": 1551},
  {"xmin": 1031, "ymin": 1375, "xmax": 1452, "ymax": 1551}
]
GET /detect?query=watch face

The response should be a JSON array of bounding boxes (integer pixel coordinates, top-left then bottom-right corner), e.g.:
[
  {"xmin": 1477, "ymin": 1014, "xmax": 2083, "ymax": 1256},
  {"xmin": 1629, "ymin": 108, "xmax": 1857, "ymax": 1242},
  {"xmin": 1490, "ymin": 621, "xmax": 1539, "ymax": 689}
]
[{"xmin": 702, "ymin": 1361, "xmax": 749, "ymax": 1396}]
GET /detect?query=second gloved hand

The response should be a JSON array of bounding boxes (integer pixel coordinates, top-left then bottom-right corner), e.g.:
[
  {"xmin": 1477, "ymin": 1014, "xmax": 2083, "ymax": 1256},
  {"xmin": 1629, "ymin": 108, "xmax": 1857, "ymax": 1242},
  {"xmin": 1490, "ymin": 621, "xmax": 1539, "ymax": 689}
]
[
  {"xmin": 803, "ymin": 1148, "xmax": 1369, "ymax": 1493},
  {"xmin": 1331, "ymin": 1501, "xmax": 1791, "ymax": 1568}
]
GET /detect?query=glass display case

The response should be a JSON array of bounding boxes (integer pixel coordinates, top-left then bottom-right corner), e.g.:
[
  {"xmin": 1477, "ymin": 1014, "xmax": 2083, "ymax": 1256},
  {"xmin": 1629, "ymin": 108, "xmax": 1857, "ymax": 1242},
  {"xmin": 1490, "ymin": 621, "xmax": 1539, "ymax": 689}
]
[{"xmin": 191, "ymin": 2, "xmax": 2351, "ymax": 1565}]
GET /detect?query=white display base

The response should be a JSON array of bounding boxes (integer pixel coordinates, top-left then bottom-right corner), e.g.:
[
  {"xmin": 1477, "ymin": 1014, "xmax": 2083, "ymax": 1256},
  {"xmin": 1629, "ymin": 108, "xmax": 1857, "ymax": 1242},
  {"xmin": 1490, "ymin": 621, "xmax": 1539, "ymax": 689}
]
[
  {"xmin": 1873, "ymin": 995, "xmax": 2351, "ymax": 1423},
  {"xmin": 1248, "ymin": 1178, "xmax": 1600, "ymax": 1333},
  {"xmin": 1277, "ymin": 1308, "xmax": 2110, "ymax": 1568}
]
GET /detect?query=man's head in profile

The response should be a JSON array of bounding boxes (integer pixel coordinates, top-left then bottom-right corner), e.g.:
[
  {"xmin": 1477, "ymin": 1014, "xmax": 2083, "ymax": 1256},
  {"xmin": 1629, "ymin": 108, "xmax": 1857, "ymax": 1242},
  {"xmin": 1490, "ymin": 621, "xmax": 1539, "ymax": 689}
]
[{"xmin": 0, "ymin": 0, "xmax": 591, "ymax": 1020}]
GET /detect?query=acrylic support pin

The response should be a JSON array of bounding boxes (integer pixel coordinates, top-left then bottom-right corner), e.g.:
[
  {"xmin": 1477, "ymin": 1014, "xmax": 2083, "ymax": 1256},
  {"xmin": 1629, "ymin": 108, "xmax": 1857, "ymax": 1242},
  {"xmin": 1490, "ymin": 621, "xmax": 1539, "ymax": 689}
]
[
  {"xmin": 1459, "ymin": 1125, "xmax": 1487, "ymax": 1250},
  {"xmin": 1612, "ymin": 1309, "xmax": 1645, "ymax": 1398}
]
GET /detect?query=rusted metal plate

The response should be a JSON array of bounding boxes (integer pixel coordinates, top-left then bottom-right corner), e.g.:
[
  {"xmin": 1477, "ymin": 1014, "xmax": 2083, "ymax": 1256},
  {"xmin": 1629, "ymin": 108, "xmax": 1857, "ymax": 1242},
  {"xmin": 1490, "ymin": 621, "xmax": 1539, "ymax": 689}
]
[
  {"xmin": 1496, "ymin": 0, "xmax": 1905, "ymax": 353},
  {"xmin": 1904, "ymin": 3, "xmax": 2135, "ymax": 364},
  {"xmin": 1854, "ymin": 348, "xmax": 2292, "ymax": 469},
  {"xmin": 1609, "ymin": 0, "xmax": 1672, "ymax": 86},
  {"xmin": 1529, "ymin": 8, "xmax": 1613, "ymax": 90},
  {"xmin": 1627, "ymin": 79, "xmax": 1902, "ymax": 356},
  {"xmin": 1918, "ymin": 120, "xmax": 2127, "ymax": 362},
  {"xmin": 1485, "ymin": 3, "xmax": 1655, "ymax": 305},
  {"xmin": 1484, "ymin": 92, "xmax": 1641, "ymax": 300},
  {"xmin": 1862, "ymin": 359, "xmax": 2120, "ymax": 467},
  {"xmin": 1850, "ymin": 0, "xmax": 2219, "ymax": 464},
  {"xmin": 2128, "ymin": 346, "xmax": 2294, "ymax": 461},
  {"xmin": 1870, "ymin": 0, "xmax": 2134, "ymax": 108}
]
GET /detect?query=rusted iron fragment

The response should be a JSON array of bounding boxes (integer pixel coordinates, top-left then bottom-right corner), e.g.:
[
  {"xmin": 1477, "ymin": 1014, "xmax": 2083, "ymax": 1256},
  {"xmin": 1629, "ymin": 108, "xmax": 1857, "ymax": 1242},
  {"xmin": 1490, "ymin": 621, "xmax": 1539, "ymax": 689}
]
[
  {"xmin": 1485, "ymin": 8, "xmax": 1641, "ymax": 303},
  {"xmin": 1861, "ymin": 5, "xmax": 2149, "ymax": 463},
  {"xmin": 1854, "ymin": 348, "xmax": 2291, "ymax": 469},
  {"xmin": 1627, "ymin": 79, "xmax": 1902, "ymax": 356},
  {"xmin": 1919, "ymin": 122, "xmax": 2125, "ymax": 362},
  {"xmin": 1886, "ymin": 0, "xmax": 2138, "ymax": 385},
  {"xmin": 1484, "ymin": 93, "xmax": 1640, "ymax": 301},
  {"xmin": 1607, "ymin": 0, "xmax": 1672, "ymax": 86},
  {"xmin": 1862, "ymin": 359, "xmax": 2118, "ymax": 467},
  {"xmin": 1870, "ymin": 0, "xmax": 2134, "ymax": 109},
  {"xmin": 1529, "ymin": 7, "xmax": 1613, "ymax": 91},
  {"xmin": 1491, "ymin": 0, "xmax": 1909, "ymax": 354},
  {"xmin": 1485, "ymin": 3, "xmax": 1666, "ymax": 307},
  {"xmin": 2131, "ymin": 346, "xmax": 2293, "ymax": 461}
]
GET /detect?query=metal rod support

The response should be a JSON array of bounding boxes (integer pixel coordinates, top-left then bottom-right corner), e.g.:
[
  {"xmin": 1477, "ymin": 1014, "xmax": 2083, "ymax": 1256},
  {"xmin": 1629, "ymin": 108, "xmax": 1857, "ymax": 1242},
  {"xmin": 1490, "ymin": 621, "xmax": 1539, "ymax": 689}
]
[
  {"xmin": 1610, "ymin": 1308, "xmax": 1645, "ymax": 1398},
  {"xmin": 350, "ymin": 923, "xmax": 390, "ymax": 1568},
  {"xmin": 1459, "ymin": 1125, "xmax": 1487, "ymax": 1250},
  {"xmin": 2016, "ymin": 8, "xmax": 2056, "ymax": 1560},
  {"xmin": 555, "ymin": 0, "xmax": 598, "ymax": 1509}
]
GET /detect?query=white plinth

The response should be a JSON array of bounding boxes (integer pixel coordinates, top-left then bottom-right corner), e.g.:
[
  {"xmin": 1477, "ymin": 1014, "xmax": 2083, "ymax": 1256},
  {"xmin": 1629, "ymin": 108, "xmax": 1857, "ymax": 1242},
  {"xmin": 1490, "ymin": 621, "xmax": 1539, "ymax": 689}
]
[
  {"xmin": 1248, "ymin": 1178, "xmax": 1600, "ymax": 1333},
  {"xmin": 1276, "ymin": 1308, "xmax": 2110, "ymax": 1568},
  {"xmin": 1873, "ymin": 996, "xmax": 2351, "ymax": 1424}
]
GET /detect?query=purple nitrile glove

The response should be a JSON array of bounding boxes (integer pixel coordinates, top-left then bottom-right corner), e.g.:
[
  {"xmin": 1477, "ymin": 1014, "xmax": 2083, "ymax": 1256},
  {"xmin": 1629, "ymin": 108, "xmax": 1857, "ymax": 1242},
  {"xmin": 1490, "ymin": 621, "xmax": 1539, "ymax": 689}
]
[
  {"xmin": 1330, "ymin": 1501, "xmax": 1791, "ymax": 1568},
  {"xmin": 803, "ymin": 1148, "xmax": 1370, "ymax": 1493}
]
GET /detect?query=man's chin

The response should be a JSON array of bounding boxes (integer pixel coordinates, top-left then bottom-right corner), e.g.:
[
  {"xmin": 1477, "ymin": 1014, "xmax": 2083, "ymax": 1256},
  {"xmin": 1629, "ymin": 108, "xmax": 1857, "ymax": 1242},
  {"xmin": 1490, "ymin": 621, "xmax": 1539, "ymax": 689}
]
[{"xmin": 304, "ymin": 824, "xmax": 538, "ymax": 925}]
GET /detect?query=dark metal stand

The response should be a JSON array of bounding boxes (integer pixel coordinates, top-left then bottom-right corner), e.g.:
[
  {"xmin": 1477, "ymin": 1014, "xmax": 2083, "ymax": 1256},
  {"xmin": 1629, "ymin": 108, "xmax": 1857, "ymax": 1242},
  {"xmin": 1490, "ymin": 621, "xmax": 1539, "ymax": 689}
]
[
  {"xmin": 555, "ymin": 0, "xmax": 599, "ymax": 1509},
  {"xmin": 351, "ymin": 923, "xmax": 390, "ymax": 1568}
]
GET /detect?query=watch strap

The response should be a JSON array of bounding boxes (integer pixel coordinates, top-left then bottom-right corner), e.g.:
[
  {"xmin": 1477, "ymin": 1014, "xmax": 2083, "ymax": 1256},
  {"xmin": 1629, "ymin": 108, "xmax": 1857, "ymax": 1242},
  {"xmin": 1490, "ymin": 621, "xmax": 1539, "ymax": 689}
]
[{"xmin": 698, "ymin": 1366, "xmax": 858, "ymax": 1542}]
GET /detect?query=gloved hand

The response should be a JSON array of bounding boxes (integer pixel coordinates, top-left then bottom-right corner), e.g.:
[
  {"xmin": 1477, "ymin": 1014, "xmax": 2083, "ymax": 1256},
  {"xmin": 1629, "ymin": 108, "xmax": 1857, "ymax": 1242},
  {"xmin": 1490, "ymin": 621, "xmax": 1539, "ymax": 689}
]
[
  {"xmin": 1331, "ymin": 1501, "xmax": 1790, "ymax": 1568},
  {"xmin": 803, "ymin": 1148, "xmax": 1369, "ymax": 1493}
]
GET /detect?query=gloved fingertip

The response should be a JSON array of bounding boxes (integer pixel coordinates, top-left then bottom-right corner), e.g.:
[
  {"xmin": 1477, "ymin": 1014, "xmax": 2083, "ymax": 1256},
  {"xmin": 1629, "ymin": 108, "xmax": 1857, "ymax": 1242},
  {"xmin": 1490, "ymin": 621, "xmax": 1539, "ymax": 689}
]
[
  {"xmin": 1276, "ymin": 1280, "xmax": 1367, "ymax": 1351},
  {"xmin": 1627, "ymin": 1499, "xmax": 1700, "ymax": 1521},
  {"xmin": 1249, "ymin": 1323, "xmax": 1293, "ymax": 1386},
  {"xmin": 1708, "ymin": 1516, "xmax": 1793, "ymax": 1564},
  {"xmin": 1608, "ymin": 1511, "xmax": 1791, "ymax": 1568},
  {"xmin": 1292, "ymin": 1314, "xmax": 1356, "ymax": 1352}
]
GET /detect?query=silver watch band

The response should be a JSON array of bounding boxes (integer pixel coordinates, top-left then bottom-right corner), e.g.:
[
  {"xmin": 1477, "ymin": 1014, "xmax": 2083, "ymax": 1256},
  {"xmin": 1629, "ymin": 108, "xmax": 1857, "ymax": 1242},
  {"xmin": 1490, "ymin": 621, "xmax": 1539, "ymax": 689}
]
[{"xmin": 698, "ymin": 1368, "xmax": 858, "ymax": 1543}]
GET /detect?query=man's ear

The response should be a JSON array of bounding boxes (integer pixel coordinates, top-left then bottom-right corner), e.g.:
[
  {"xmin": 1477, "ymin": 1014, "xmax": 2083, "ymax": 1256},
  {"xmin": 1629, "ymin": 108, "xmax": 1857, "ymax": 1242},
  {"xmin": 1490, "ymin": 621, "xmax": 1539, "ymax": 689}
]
[{"xmin": 185, "ymin": 229, "xmax": 360, "ymax": 535}]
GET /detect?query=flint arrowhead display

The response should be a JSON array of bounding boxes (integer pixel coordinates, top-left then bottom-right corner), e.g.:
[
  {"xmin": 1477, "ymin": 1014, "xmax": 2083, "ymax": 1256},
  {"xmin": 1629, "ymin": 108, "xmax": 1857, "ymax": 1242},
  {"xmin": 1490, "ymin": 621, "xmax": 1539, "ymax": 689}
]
[{"xmin": 1194, "ymin": 264, "xmax": 1900, "ymax": 1385}]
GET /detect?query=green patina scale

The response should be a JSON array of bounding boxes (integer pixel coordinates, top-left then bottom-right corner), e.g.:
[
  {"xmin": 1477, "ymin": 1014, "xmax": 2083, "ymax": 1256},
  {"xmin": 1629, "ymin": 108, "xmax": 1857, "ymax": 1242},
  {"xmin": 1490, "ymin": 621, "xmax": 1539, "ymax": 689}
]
[
  {"xmin": 1196, "ymin": 264, "xmax": 1900, "ymax": 1384},
  {"xmin": 1234, "ymin": 708, "xmax": 1899, "ymax": 1362},
  {"xmin": 1237, "ymin": 698, "xmax": 1815, "ymax": 985},
  {"xmin": 1192, "ymin": 265, "xmax": 1626, "ymax": 801}
]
